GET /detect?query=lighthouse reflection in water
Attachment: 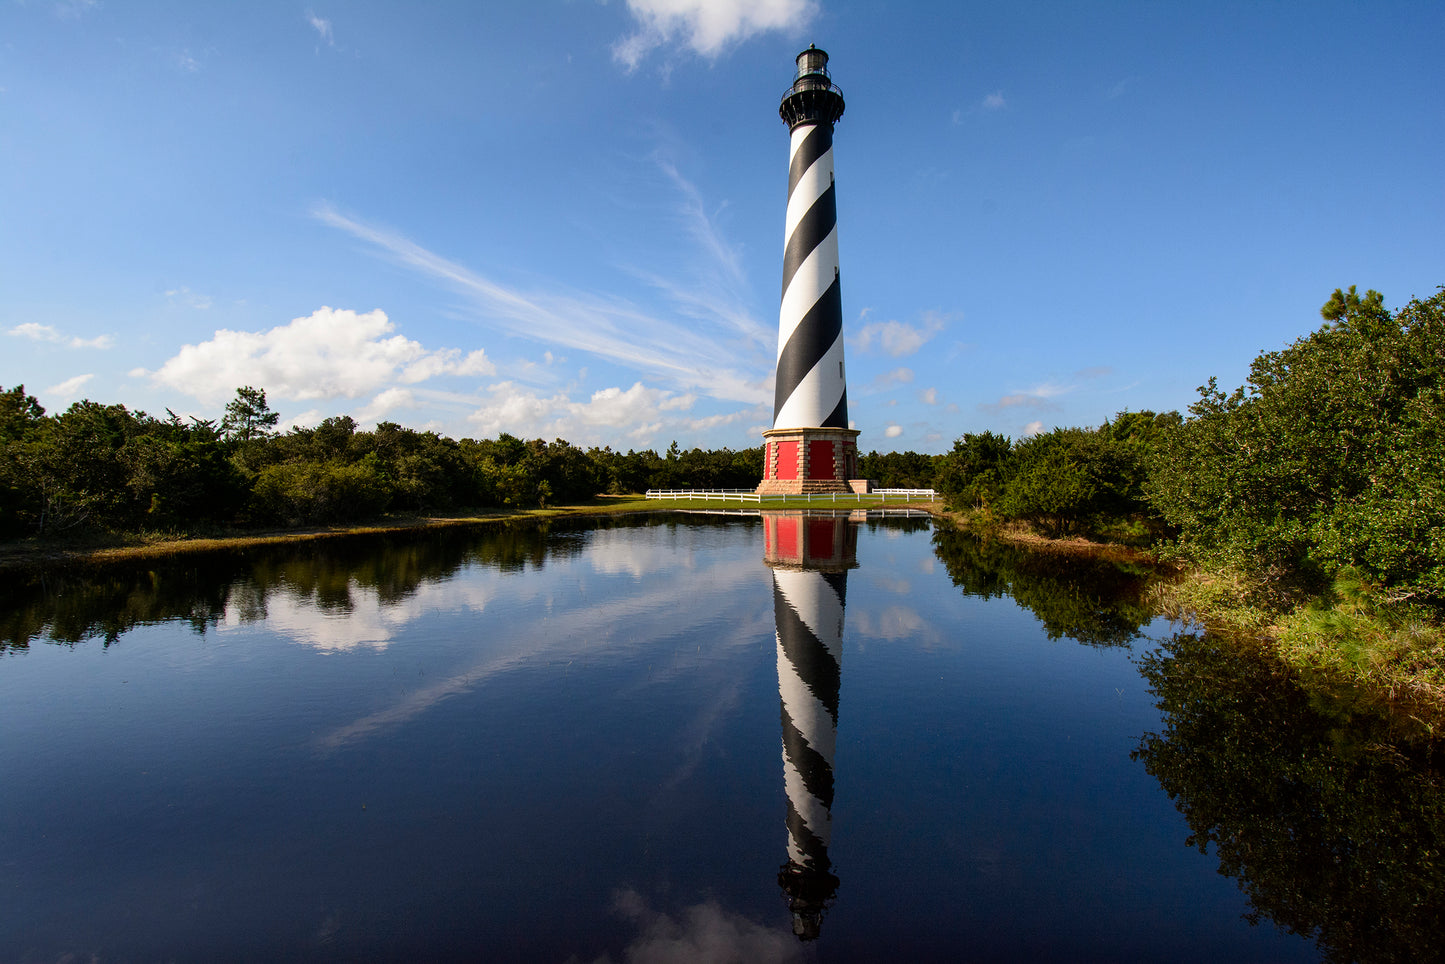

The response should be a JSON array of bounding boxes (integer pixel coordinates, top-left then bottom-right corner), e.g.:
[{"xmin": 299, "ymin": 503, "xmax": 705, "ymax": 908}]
[{"xmin": 762, "ymin": 510, "xmax": 859, "ymax": 941}]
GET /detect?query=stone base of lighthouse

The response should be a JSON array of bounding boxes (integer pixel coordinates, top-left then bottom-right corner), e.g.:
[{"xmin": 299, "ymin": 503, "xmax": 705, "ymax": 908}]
[{"xmin": 757, "ymin": 428, "xmax": 861, "ymax": 495}]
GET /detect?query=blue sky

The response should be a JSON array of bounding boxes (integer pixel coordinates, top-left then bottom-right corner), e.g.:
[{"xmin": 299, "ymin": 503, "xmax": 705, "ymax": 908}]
[{"xmin": 3, "ymin": 1, "xmax": 1441, "ymax": 453}]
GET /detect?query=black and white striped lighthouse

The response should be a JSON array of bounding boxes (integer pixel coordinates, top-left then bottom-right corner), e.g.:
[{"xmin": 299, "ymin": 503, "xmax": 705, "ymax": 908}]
[
  {"xmin": 758, "ymin": 46, "xmax": 862, "ymax": 495},
  {"xmin": 764, "ymin": 511, "xmax": 858, "ymax": 939}
]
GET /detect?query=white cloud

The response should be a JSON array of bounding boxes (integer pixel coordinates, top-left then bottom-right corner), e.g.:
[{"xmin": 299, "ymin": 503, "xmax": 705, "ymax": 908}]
[
  {"xmin": 982, "ymin": 381, "xmax": 1073, "ymax": 413},
  {"xmin": 307, "ymin": 11, "xmax": 334, "ymax": 46},
  {"xmin": 854, "ymin": 314, "xmax": 945, "ymax": 358},
  {"xmin": 607, "ymin": 889, "xmax": 802, "ymax": 964},
  {"xmin": 312, "ymin": 203, "xmax": 769, "ymax": 406},
  {"xmin": 277, "ymin": 409, "xmax": 324, "ymax": 434},
  {"xmin": 872, "ymin": 368, "xmax": 914, "ymax": 389},
  {"xmin": 981, "ymin": 90, "xmax": 1006, "ymax": 111},
  {"xmin": 354, "ymin": 388, "xmax": 417, "ymax": 426},
  {"xmin": 461, "ymin": 380, "xmax": 752, "ymax": 448},
  {"xmin": 138, "ymin": 307, "xmax": 496, "ymax": 405},
  {"xmin": 8, "ymin": 322, "xmax": 113, "ymax": 349},
  {"xmin": 467, "ymin": 380, "xmax": 686, "ymax": 444},
  {"xmin": 919, "ymin": 387, "xmax": 938, "ymax": 405},
  {"xmin": 165, "ymin": 286, "xmax": 212, "ymax": 310},
  {"xmin": 1022, "ymin": 419, "xmax": 1044, "ymax": 436},
  {"xmin": 52, "ymin": 0, "xmax": 98, "ymax": 20},
  {"xmin": 884, "ymin": 424, "xmax": 903, "ymax": 438},
  {"xmin": 613, "ymin": 0, "xmax": 817, "ymax": 70},
  {"xmin": 44, "ymin": 373, "xmax": 93, "ymax": 403}
]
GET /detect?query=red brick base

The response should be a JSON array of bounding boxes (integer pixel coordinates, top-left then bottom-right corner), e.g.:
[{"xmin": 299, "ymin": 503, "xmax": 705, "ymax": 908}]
[{"xmin": 757, "ymin": 428, "xmax": 861, "ymax": 494}]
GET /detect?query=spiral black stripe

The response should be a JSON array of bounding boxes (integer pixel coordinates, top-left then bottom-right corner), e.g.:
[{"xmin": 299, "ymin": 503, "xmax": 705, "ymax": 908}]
[
  {"xmin": 784, "ymin": 796, "xmax": 832, "ymax": 871},
  {"xmin": 788, "ymin": 124, "xmax": 832, "ymax": 199},
  {"xmin": 781, "ymin": 703, "xmax": 836, "ymax": 806},
  {"xmin": 773, "ymin": 276, "xmax": 843, "ymax": 426},
  {"xmin": 780, "ymin": 182, "xmax": 836, "ymax": 300},
  {"xmin": 772, "ymin": 580, "xmax": 842, "ymax": 720}
]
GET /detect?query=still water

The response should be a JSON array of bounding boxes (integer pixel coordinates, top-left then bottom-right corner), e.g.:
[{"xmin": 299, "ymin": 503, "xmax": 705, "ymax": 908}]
[{"xmin": 1, "ymin": 513, "xmax": 1440, "ymax": 962}]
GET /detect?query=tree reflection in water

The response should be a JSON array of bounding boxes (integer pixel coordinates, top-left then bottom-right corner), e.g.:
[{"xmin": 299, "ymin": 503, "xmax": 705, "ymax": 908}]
[
  {"xmin": 0, "ymin": 516, "xmax": 702, "ymax": 652},
  {"xmin": 1134, "ymin": 632, "xmax": 1445, "ymax": 963},
  {"xmin": 930, "ymin": 527, "xmax": 1154, "ymax": 647}
]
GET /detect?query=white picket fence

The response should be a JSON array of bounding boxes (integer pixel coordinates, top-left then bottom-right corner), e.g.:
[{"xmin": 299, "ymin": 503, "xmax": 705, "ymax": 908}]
[{"xmin": 644, "ymin": 488, "xmax": 937, "ymax": 504}]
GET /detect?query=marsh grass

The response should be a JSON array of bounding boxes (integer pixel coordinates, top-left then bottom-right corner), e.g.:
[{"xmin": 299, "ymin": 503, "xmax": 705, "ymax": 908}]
[{"xmin": 1155, "ymin": 566, "xmax": 1445, "ymax": 734}]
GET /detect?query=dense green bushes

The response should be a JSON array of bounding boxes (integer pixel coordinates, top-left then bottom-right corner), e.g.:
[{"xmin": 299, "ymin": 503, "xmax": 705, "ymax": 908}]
[
  {"xmin": 934, "ymin": 414, "xmax": 1178, "ymax": 539},
  {"xmin": 930, "ymin": 285, "xmax": 1445, "ymax": 605},
  {"xmin": 1150, "ymin": 286, "xmax": 1445, "ymax": 601},
  {"xmin": 0, "ymin": 384, "xmax": 763, "ymax": 538}
]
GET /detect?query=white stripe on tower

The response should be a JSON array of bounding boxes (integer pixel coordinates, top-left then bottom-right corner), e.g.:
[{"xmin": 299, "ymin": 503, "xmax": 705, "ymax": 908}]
[{"xmin": 774, "ymin": 47, "xmax": 848, "ymax": 432}]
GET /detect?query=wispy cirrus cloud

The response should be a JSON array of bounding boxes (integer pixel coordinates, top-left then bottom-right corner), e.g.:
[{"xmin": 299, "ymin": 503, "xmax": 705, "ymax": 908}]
[
  {"xmin": 626, "ymin": 157, "xmax": 771, "ymax": 352},
  {"xmin": 311, "ymin": 202, "xmax": 770, "ymax": 405},
  {"xmin": 7, "ymin": 323, "xmax": 113, "ymax": 349},
  {"xmin": 613, "ymin": 0, "xmax": 816, "ymax": 70},
  {"xmin": 307, "ymin": 11, "xmax": 334, "ymax": 46},
  {"xmin": 981, "ymin": 381, "xmax": 1072, "ymax": 414}
]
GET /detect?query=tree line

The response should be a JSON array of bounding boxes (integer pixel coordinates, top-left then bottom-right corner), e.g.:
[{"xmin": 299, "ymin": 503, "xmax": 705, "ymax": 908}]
[
  {"xmin": 931, "ymin": 285, "xmax": 1445, "ymax": 607},
  {"xmin": 0, "ymin": 386, "xmax": 764, "ymax": 535},
  {"xmin": 4, "ymin": 283, "xmax": 1440, "ymax": 606}
]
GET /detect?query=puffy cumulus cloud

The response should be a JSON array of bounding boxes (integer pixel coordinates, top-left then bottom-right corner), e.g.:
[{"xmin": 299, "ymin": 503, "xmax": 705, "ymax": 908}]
[
  {"xmin": 277, "ymin": 409, "xmax": 325, "ymax": 434},
  {"xmin": 8, "ymin": 322, "xmax": 113, "ymax": 349},
  {"xmin": 43, "ymin": 373, "xmax": 93, "ymax": 403},
  {"xmin": 884, "ymin": 424, "xmax": 903, "ymax": 438},
  {"xmin": 1022, "ymin": 419, "xmax": 1044, "ymax": 436},
  {"xmin": 354, "ymin": 388, "xmax": 418, "ymax": 426},
  {"xmin": 919, "ymin": 387, "xmax": 938, "ymax": 405},
  {"xmin": 467, "ymin": 380, "xmax": 698, "ymax": 446},
  {"xmin": 614, "ymin": 0, "xmax": 816, "ymax": 70},
  {"xmin": 854, "ymin": 314, "xmax": 945, "ymax": 358},
  {"xmin": 138, "ymin": 307, "xmax": 495, "ymax": 405},
  {"xmin": 595, "ymin": 889, "xmax": 803, "ymax": 964}
]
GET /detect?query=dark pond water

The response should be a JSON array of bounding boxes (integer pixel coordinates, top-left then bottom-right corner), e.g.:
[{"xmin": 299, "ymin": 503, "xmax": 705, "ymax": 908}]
[{"xmin": 2, "ymin": 513, "xmax": 1441, "ymax": 963}]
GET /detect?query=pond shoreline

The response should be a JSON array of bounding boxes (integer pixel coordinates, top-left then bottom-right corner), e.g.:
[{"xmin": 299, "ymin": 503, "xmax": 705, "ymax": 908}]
[
  {"xmin": 7, "ymin": 499, "xmax": 1441, "ymax": 736},
  {"xmin": 0, "ymin": 500, "xmax": 659, "ymax": 574}
]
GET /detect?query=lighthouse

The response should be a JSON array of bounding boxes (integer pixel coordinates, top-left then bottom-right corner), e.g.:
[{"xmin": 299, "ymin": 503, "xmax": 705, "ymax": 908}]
[
  {"xmin": 763, "ymin": 510, "xmax": 858, "ymax": 939},
  {"xmin": 758, "ymin": 46, "xmax": 861, "ymax": 495}
]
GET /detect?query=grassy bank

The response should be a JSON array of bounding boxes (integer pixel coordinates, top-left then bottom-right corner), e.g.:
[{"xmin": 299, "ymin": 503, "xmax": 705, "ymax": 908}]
[
  {"xmin": 0, "ymin": 493, "xmax": 939, "ymax": 573},
  {"xmin": 932, "ymin": 508, "xmax": 1445, "ymax": 735},
  {"xmin": 0, "ymin": 496, "xmax": 662, "ymax": 573},
  {"xmin": 1152, "ymin": 567, "xmax": 1445, "ymax": 735}
]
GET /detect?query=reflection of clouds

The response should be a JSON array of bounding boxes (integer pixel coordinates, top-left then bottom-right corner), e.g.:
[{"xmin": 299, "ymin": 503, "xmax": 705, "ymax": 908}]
[
  {"xmin": 220, "ymin": 579, "xmax": 494, "ymax": 652},
  {"xmin": 869, "ymin": 574, "xmax": 912, "ymax": 594},
  {"xmin": 579, "ymin": 889, "xmax": 801, "ymax": 964},
  {"xmin": 851, "ymin": 605, "xmax": 931, "ymax": 642},
  {"xmin": 314, "ymin": 551, "xmax": 767, "ymax": 752},
  {"xmin": 587, "ymin": 529, "xmax": 697, "ymax": 579}
]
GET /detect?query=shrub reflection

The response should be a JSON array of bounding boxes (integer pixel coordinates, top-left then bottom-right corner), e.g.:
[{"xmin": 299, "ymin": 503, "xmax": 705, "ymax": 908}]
[
  {"xmin": 1134, "ymin": 632, "xmax": 1445, "ymax": 963},
  {"xmin": 931, "ymin": 527, "xmax": 1154, "ymax": 646}
]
